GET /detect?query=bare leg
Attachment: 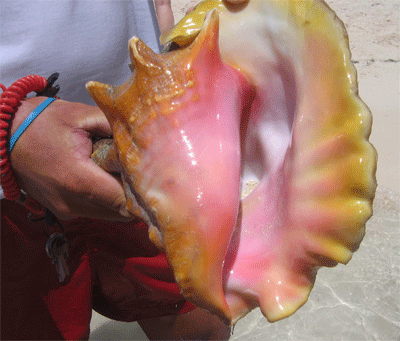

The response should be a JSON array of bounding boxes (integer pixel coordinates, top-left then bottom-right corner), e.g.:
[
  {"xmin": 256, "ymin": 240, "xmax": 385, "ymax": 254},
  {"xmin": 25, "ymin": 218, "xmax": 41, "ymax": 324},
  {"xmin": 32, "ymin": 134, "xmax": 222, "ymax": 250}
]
[{"xmin": 138, "ymin": 307, "xmax": 231, "ymax": 340}]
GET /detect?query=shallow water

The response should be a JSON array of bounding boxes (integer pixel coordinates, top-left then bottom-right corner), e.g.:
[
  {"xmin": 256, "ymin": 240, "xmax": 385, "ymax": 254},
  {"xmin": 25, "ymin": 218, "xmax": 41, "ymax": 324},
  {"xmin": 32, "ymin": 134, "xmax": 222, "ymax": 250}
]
[
  {"xmin": 89, "ymin": 186, "xmax": 400, "ymax": 340},
  {"xmin": 229, "ymin": 186, "xmax": 400, "ymax": 340}
]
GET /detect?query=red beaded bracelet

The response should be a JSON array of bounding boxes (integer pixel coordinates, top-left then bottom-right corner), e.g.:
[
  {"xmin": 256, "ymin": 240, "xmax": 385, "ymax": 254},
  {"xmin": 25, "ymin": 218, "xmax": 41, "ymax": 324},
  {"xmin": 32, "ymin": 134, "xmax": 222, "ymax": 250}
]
[{"xmin": 0, "ymin": 74, "xmax": 59, "ymax": 216}]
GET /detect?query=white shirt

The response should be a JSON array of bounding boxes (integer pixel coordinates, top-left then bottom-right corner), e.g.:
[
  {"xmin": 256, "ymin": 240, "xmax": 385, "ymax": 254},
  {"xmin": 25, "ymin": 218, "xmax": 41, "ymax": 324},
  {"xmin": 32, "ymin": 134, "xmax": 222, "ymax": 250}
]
[{"xmin": 0, "ymin": 0, "xmax": 162, "ymax": 199}]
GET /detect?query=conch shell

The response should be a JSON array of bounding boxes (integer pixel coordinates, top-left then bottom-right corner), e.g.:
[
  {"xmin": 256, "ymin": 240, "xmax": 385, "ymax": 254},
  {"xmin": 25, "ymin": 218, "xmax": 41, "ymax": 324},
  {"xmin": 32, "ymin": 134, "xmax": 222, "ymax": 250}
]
[{"xmin": 87, "ymin": 0, "xmax": 376, "ymax": 324}]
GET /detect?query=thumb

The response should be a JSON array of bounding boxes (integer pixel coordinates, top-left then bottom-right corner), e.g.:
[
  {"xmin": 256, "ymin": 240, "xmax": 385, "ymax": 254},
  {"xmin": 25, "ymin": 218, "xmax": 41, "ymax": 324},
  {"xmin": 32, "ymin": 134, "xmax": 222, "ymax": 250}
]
[
  {"xmin": 79, "ymin": 104, "xmax": 113, "ymax": 138},
  {"xmin": 78, "ymin": 160, "xmax": 132, "ymax": 220}
]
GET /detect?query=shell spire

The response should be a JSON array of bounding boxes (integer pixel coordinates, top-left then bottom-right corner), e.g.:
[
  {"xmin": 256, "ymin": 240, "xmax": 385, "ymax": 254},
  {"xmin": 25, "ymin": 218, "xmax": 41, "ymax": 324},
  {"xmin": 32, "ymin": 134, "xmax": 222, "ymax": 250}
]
[
  {"xmin": 85, "ymin": 81, "xmax": 116, "ymax": 123},
  {"xmin": 129, "ymin": 37, "xmax": 163, "ymax": 75},
  {"xmin": 87, "ymin": 7, "xmax": 249, "ymax": 323}
]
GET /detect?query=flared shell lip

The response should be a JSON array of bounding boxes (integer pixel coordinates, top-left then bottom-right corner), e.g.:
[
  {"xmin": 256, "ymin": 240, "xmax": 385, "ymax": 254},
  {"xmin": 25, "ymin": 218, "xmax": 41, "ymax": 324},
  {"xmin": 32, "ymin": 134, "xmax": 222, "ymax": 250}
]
[{"xmin": 159, "ymin": 0, "xmax": 377, "ymax": 323}]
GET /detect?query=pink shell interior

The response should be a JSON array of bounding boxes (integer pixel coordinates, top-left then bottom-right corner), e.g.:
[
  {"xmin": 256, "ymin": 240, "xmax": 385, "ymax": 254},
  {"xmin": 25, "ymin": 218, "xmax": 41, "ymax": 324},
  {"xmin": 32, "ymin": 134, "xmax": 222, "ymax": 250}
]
[{"xmin": 87, "ymin": 0, "xmax": 377, "ymax": 325}]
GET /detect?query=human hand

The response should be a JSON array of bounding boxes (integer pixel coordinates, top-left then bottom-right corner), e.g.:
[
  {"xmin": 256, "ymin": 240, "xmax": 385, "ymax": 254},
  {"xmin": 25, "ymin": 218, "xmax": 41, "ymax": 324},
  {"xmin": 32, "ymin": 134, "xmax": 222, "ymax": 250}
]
[{"xmin": 9, "ymin": 97, "xmax": 132, "ymax": 221}]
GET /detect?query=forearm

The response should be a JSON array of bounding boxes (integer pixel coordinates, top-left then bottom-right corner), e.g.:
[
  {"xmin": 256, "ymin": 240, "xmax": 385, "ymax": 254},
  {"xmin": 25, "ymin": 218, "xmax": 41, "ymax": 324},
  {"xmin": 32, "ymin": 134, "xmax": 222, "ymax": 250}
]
[{"xmin": 154, "ymin": 0, "xmax": 174, "ymax": 35}]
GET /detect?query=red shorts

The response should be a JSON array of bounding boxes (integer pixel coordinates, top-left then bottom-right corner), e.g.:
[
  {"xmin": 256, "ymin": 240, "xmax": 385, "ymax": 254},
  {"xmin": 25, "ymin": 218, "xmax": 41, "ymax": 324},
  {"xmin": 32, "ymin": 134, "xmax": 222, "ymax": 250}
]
[{"xmin": 1, "ymin": 199, "xmax": 194, "ymax": 340}]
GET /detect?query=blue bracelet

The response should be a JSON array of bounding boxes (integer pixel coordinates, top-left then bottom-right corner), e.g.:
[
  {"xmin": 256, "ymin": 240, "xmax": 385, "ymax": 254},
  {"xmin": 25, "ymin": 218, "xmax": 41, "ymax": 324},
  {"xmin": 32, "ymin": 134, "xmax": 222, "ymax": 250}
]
[{"xmin": 8, "ymin": 97, "xmax": 56, "ymax": 153}]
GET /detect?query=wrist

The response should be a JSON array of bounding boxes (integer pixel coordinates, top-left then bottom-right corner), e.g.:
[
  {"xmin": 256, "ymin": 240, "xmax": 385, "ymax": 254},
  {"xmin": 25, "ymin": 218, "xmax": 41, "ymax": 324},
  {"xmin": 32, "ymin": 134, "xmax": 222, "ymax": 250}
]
[
  {"xmin": 0, "ymin": 74, "xmax": 59, "ymax": 201},
  {"xmin": 10, "ymin": 97, "xmax": 48, "ymax": 136}
]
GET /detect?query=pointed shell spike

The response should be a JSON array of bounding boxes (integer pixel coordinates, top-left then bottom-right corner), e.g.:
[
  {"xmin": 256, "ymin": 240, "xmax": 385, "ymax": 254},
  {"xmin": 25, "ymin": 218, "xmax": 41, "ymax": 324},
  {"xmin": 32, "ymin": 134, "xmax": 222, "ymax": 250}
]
[
  {"xmin": 180, "ymin": 8, "xmax": 223, "ymax": 73},
  {"xmin": 129, "ymin": 36, "xmax": 162, "ymax": 74}
]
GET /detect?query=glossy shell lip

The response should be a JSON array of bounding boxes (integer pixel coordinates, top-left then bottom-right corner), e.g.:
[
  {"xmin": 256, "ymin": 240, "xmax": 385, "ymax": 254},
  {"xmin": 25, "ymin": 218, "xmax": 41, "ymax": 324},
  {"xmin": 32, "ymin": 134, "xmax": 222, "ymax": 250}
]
[{"xmin": 159, "ymin": 0, "xmax": 377, "ymax": 323}]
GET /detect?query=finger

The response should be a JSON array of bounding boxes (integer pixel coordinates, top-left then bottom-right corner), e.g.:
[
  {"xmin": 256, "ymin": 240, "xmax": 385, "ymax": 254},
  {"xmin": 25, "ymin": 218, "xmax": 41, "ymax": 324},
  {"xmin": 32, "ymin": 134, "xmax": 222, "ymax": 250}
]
[
  {"xmin": 78, "ymin": 104, "xmax": 113, "ymax": 138},
  {"xmin": 55, "ymin": 204, "xmax": 133, "ymax": 222},
  {"xmin": 76, "ymin": 160, "xmax": 133, "ymax": 218},
  {"xmin": 186, "ymin": 6, "xmax": 196, "ymax": 14},
  {"xmin": 34, "ymin": 170, "xmax": 132, "ymax": 222}
]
